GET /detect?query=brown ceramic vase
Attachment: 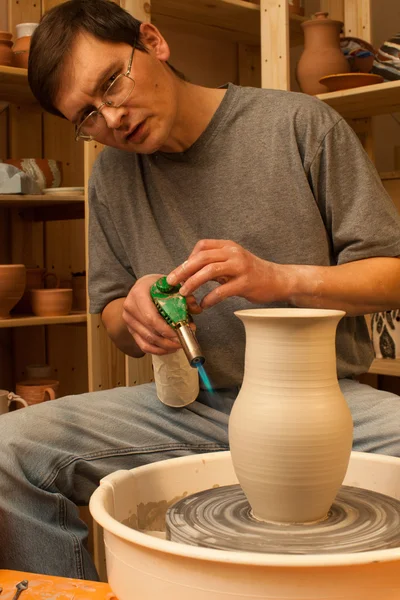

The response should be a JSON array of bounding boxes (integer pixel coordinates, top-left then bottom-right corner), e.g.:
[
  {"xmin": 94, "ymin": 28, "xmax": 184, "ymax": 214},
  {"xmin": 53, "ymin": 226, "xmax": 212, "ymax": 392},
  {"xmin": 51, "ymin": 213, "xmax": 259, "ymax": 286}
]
[
  {"xmin": 0, "ymin": 265, "xmax": 26, "ymax": 319},
  {"xmin": 296, "ymin": 12, "xmax": 350, "ymax": 95},
  {"xmin": 0, "ymin": 38, "xmax": 13, "ymax": 66},
  {"xmin": 30, "ymin": 288, "xmax": 73, "ymax": 317}
]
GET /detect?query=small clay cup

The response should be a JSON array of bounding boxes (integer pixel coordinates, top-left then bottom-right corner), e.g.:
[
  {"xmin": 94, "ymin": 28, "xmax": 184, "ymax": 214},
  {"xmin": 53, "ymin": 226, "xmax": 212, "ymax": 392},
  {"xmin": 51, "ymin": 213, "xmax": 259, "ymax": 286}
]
[
  {"xmin": 16, "ymin": 379, "xmax": 59, "ymax": 405},
  {"xmin": 30, "ymin": 288, "xmax": 73, "ymax": 317},
  {"xmin": 25, "ymin": 363, "xmax": 52, "ymax": 379}
]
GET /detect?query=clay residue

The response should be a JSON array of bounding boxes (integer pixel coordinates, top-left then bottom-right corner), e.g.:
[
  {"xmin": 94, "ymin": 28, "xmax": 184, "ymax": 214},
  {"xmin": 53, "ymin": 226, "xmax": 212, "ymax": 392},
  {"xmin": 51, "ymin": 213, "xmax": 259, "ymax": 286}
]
[{"xmin": 123, "ymin": 492, "xmax": 189, "ymax": 532}]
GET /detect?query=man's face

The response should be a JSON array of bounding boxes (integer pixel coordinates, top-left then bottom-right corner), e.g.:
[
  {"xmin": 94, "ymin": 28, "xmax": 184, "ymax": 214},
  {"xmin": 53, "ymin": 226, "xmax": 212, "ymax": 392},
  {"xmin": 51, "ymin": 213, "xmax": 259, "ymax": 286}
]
[{"xmin": 56, "ymin": 27, "xmax": 179, "ymax": 153}]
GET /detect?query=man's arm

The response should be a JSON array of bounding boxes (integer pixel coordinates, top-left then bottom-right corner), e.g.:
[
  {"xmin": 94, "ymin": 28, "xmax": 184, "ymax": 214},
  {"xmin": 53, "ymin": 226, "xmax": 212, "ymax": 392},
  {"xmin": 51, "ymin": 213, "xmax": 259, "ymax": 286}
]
[{"xmin": 101, "ymin": 298, "xmax": 145, "ymax": 358}]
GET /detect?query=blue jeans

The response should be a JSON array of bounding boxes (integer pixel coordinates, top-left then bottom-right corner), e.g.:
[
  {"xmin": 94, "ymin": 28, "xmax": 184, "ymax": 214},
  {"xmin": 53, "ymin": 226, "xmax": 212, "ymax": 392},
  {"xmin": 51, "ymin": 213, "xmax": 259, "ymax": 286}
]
[{"xmin": 0, "ymin": 379, "xmax": 399, "ymax": 579}]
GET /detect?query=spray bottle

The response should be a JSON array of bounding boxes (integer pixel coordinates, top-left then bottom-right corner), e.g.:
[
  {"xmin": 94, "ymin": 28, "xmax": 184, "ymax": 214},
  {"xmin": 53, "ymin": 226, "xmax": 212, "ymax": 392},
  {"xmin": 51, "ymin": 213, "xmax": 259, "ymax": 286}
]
[{"xmin": 150, "ymin": 276, "xmax": 204, "ymax": 407}]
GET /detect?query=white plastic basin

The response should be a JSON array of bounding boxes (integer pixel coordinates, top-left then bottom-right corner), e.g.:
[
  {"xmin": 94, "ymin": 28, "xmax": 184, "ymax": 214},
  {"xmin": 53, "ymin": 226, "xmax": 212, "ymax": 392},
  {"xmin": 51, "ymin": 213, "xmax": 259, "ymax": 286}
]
[{"xmin": 89, "ymin": 451, "xmax": 400, "ymax": 600}]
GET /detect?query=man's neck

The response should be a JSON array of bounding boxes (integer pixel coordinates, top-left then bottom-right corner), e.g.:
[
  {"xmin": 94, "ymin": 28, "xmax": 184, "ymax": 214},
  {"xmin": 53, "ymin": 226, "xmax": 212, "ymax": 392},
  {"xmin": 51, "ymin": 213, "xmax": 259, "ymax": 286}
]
[{"xmin": 159, "ymin": 81, "xmax": 227, "ymax": 153}]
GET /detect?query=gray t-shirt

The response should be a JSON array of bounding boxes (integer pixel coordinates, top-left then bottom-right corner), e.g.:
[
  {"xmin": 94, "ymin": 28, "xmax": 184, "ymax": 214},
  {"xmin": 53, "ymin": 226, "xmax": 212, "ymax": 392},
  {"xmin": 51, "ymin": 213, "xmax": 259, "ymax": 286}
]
[{"xmin": 88, "ymin": 83, "xmax": 400, "ymax": 387}]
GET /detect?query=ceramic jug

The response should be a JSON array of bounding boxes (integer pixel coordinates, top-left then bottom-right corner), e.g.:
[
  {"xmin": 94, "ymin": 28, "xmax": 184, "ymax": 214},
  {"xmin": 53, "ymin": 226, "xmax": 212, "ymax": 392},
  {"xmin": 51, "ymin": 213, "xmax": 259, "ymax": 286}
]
[
  {"xmin": 0, "ymin": 390, "xmax": 28, "ymax": 415},
  {"xmin": 12, "ymin": 22, "xmax": 38, "ymax": 68},
  {"xmin": 229, "ymin": 308, "xmax": 353, "ymax": 524},
  {"xmin": 296, "ymin": 12, "xmax": 350, "ymax": 95}
]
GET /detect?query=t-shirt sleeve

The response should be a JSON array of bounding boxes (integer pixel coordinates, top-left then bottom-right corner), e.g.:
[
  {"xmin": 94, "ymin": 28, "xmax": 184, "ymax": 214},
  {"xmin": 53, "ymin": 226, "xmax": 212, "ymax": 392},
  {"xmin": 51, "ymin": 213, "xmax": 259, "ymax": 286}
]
[
  {"xmin": 308, "ymin": 117, "xmax": 400, "ymax": 264},
  {"xmin": 88, "ymin": 167, "xmax": 136, "ymax": 314}
]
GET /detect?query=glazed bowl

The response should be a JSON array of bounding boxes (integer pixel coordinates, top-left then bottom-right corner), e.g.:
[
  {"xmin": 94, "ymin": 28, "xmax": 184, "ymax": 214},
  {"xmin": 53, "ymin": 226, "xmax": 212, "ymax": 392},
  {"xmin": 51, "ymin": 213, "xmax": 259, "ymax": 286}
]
[
  {"xmin": 30, "ymin": 288, "xmax": 73, "ymax": 317},
  {"xmin": 0, "ymin": 264, "xmax": 26, "ymax": 319},
  {"xmin": 0, "ymin": 158, "xmax": 62, "ymax": 190}
]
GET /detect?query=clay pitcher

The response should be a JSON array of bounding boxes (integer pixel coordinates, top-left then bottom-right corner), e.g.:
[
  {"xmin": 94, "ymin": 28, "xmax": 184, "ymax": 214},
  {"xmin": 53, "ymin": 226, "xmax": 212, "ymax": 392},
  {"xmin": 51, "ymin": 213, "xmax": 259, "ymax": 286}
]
[
  {"xmin": 229, "ymin": 308, "xmax": 353, "ymax": 524},
  {"xmin": 296, "ymin": 12, "xmax": 350, "ymax": 95}
]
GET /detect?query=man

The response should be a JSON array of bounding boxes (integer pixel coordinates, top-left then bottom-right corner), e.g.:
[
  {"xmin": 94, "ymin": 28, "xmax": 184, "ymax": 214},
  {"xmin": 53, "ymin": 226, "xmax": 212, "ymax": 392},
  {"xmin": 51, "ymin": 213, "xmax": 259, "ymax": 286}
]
[{"xmin": 0, "ymin": 0, "xmax": 399, "ymax": 581}]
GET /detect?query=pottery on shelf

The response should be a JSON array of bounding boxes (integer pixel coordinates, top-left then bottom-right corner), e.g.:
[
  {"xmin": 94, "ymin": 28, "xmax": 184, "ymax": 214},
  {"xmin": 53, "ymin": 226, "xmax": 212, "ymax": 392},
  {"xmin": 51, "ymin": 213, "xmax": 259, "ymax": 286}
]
[
  {"xmin": 16, "ymin": 379, "xmax": 59, "ymax": 405},
  {"xmin": 0, "ymin": 264, "xmax": 26, "ymax": 319},
  {"xmin": 371, "ymin": 310, "xmax": 400, "ymax": 359},
  {"xmin": 0, "ymin": 31, "xmax": 13, "ymax": 66},
  {"xmin": 296, "ymin": 12, "xmax": 350, "ymax": 95},
  {"xmin": 372, "ymin": 32, "xmax": 400, "ymax": 81},
  {"xmin": 12, "ymin": 23, "xmax": 38, "ymax": 69},
  {"xmin": 30, "ymin": 288, "xmax": 73, "ymax": 317},
  {"xmin": 25, "ymin": 363, "xmax": 53, "ymax": 380},
  {"xmin": 229, "ymin": 308, "xmax": 353, "ymax": 524},
  {"xmin": 319, "ymin": 72, "xmax": 384, "ymax": 92},
  {"xmin": 0, "ymin": 158, "xmax": 62, "ymax": 191},
  {"xmin": 0, "ymin": 390, "xmax": 28, "ymax": 415},
  {"xmin": 340, "ymin": 36, "xmax": 376, "ymax": 73}
]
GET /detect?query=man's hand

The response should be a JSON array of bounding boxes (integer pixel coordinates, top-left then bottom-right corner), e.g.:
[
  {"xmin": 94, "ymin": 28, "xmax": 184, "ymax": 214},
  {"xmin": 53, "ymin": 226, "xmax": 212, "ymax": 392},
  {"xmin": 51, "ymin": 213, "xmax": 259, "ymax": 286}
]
[
  {"xmin": 166, "ymin": 240, "xmax": 286, "ymax": 309},
  {"xmin": 122, "ymin": 274, "xmax": 202, "ymax": 355}
]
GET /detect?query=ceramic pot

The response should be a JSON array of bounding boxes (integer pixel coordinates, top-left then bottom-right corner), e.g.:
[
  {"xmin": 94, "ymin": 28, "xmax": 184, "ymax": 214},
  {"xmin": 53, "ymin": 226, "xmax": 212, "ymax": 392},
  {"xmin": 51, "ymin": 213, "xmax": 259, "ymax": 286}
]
[
  {"xmin": 0, "ymin": 390, "xmax": 28, "ymax": 415},
  {"xmin": 0, "ymin": 32, "xmax": 12, "ymax": 41},
  {"xmin": 371, "ymin": 310, "xmax": 400, "ymax": 359},
  {"xmin": 296, "ymin": 12, "xmax": 350, "ymax": 95},
  {"xmin": 12, "ymin": 266, "xmax": 46, "ymax": 314},
  {"xmin": 25, "ymin": 363, "xmax": 52, "ymax": 379},
  {"xmin": 12, "ymin": 23, "xmax": 38, "ymax": 69},
  {"xmin": 229, "ymin": 308, "xmax": 353, "ymax": 524},
  {"xmin": 0, "ymin": 38, "xmax": 13, "ymax": 66},
  {"xmin": 372, "ymin": 32, "xmax": 400, "ymax": 81},
  {"xmin": 16, "ymin": 379, "xmax": 59, "ymax": 405},
  {"xmin": 1, "ymin": 158, "xmax": 62, "ymax": 190},
  {"xmin": 30, "ymin": 288, "xmax": 73, "ymax": 317},
  {"xmin": 0, "ymin": 264, "xmax": 26, "ymax": 319}
]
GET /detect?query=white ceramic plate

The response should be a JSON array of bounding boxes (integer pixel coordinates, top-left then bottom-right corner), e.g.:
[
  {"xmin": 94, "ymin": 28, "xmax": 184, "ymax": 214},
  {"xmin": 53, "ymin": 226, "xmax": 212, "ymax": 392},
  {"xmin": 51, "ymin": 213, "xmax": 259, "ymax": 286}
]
[{"xmin": 42, "ymin": 186, "xmax": 85, "ymax": 195}]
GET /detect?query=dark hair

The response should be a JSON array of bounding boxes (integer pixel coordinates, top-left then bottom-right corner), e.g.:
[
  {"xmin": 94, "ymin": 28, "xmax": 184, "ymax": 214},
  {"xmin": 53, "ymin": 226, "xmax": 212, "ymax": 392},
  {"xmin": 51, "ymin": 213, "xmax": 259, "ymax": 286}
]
[{"xmin": 28, "ymin": 0, "xmax": 185, "ymax": 118}]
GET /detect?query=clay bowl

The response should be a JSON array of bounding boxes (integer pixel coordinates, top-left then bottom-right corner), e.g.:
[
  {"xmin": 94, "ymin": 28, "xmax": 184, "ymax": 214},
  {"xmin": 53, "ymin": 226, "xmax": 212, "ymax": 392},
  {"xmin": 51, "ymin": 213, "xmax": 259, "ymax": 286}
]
[
  {"xmin": 30, "ymin": 288, "xmax": 73, "ymax": 317},
  {"xmin": 1, "ymin": 158, "xmax": 62, "ymax": 190},
  {"xmin": 0, "ymin": 31, "xmax": 13, "ymax": 41},
  {"xmin": 319, "ymin": 72, "xmax": 384, "ymax": 92},
  {"xmin": 0, "ymin": 264, "xmax": 26, "ymax": 319}
]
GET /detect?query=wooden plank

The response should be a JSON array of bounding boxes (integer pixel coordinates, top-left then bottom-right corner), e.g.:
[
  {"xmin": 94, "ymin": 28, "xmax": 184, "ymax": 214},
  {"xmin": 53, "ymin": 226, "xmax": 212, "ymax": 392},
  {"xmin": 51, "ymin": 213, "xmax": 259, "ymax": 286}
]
[
  {"xmin": 43, "ymin": 114, "xmax": 84, "ymax": 187},
  {"xmin": 0, "ymin": 313, "xmax": 87, "ymax": 328},
  {"xmin": 12, "ymin": 326, "xmax": 47, "ymax": 385},
  {"xmin": 344, "ymin": 0, "xmax": 371, "ymax": 42},
  {"xmin": 44, "ymin": 218, "xmax": 85, "ymax": 282},
  {"xmin": 0, "ymin": 66, "xmax": 36, "ymax": 105},
  {"xmin": 0, "ymin": 194, "xmax": 84, "ymax": 206},
  {"xmin": 260, "ymin": 0, "xmax": 290, "ymax": 91},
  {"xmin": 22, "ymin": 204, "xmax": 85, "ymax": 221},
  {"xmin": 238, "ymin": 43, "xmax": 261, "ymax": 88},
  {"xmin": 151, "ymin": 0, "xmax": 260, "ymax": 38},
  {"xmin": 317, "ymin": 80, "xmax": 400, "ymax": 120},
  {"xmin": 84, "ymin": 141, "xmax": 126, "ymax": 392},
  {"xmin": 319, "ymin": 0, "xmax": 344, "ymax": 22},
  {"xmin": 369, "ymin": 358, "xmax": 400, "ymax": 377},
  {"xmin": 125, "ymin": 354, "xmax": 154, "ymax": 386},
  {"xmin": 47, "ymin": 324, "xmax": 89, "ymax": 396}
]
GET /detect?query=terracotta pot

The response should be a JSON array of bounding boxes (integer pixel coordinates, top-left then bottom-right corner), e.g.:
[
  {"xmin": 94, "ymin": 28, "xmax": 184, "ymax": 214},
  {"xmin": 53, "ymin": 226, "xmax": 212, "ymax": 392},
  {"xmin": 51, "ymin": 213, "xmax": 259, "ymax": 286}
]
[
  {"xmin": 12, "ymin": 267, "xmax": 46, "ymax": 314},
  {"xmin": 0, "ymin": 38, "xmax": 13, "ymax": 66},
  {"xmin": 30, "ymin": 288, "xmax": 73, "ymax": 317},
  {"xmin": 229, "ymin": 308, "xmax": 353, "ymax": 524},
  {"xmin": 0, "ymin": 31, "xmax": 12, "ymax": 41},
  {"xmin": 0, "ymin": 264, "xmax": 26, "ymax": 319},
  {"xmin": 12, "ymin": 23, "xmax": 38, "ymax": 69},
  {"xmin": 16, "ymin": 379, "xmax": 59, "ymax": 405},
  {"xmin": 1, "ymin": 158, "xmax": 62, "ymax": 190},
  {"xmin": 296, "ymin": 12, "xmax": 350, "ymax": 95}
]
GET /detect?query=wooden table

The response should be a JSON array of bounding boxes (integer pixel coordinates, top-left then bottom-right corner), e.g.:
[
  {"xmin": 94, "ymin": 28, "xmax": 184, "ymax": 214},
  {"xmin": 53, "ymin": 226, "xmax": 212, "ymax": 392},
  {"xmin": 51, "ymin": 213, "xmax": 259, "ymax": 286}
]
[{"xmin": 0, "ymin": 571, "xmax": 116, "ymax": 599}]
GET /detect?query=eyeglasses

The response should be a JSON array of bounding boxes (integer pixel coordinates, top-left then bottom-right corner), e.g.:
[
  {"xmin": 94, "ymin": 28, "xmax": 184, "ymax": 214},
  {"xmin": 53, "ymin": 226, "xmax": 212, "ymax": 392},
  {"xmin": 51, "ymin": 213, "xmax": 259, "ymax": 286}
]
[{"xmin": 75, "ymin": 45, "xmax": 136, "ymax": 141}]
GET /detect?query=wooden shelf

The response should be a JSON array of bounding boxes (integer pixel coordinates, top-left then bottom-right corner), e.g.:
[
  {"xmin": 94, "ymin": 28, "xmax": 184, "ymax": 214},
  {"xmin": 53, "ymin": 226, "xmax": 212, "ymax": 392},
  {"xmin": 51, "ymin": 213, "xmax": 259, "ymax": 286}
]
[
  {"xmin": 0, "ymin": 65, "xmax": 36, "ymax": 105},
  {"xmin": 369, "ymin": 358, "xmax": 400, "ymax": 377},
  {"xmin": 152, "ymin": 0, "xmax": 305, "ymax": 44},
  {"xmin": 317, "ymin": 80, "xmax": 400, "ymax": 120},
  {"xmin": 0, "ymin": 312, "xmax": 87, "ymax": 328},
  {"xmin": 0, "ymin": 194, "xmax": 84, "ymax": 207}
]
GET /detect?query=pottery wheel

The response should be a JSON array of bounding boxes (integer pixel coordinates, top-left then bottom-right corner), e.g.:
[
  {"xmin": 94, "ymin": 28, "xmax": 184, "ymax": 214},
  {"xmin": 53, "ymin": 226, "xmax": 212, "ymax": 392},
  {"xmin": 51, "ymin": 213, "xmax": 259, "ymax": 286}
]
[{"xmin": 165, "ymin": 484, "xmax": 400, "ymax": 554}]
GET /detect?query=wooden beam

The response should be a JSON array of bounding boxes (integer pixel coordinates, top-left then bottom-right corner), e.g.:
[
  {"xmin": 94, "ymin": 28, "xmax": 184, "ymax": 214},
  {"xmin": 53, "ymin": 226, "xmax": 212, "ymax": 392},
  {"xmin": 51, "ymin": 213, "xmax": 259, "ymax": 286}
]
[{"xmin": 260, "ymin": 0, "xmax": 290, "ymax": 90}]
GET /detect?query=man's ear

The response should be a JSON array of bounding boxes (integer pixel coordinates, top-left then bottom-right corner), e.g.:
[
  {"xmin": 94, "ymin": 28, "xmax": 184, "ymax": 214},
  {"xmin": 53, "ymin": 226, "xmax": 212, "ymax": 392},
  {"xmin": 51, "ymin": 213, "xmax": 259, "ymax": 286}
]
[{"xmin": 139, "ymin": 23, "xmax": 170, "ymax": 62}]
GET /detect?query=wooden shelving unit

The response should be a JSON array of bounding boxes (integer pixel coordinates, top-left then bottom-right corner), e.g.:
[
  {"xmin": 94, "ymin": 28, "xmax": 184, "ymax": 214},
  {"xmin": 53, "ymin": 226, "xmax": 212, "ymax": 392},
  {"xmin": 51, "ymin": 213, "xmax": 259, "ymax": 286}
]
[
  {"xmin": 317, "ymin": 80, "xmax": 400, "ymax": 120},
  {"xmin": 0, "ymin": 65, "xmax": 36, "ymax": 104},
  {"xmin": 369, "ymin": 358, "xmax": 400, "ymax": 377},
  {"xmin": 0, "ymin": 194, "xmax": 84, "ymax": 206},
  {"xmin": 0, "ymin": 313, "xmax": 87, "ymax": 328}
]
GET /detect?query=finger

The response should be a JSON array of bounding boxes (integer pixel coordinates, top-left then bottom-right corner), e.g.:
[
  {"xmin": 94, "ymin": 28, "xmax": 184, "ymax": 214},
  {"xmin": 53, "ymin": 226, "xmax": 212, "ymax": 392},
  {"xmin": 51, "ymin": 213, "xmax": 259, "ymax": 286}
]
[
  {"xmin": 188, "ymin": 239, "xmax": 232, "ymax": 259},
  {"xmin": 127, "ymin": 316, "xmax": 181, "ymax": 351},
  {"xmin": 186, "ymin": 294, "xmax": 203, "ymax": 315},
  {"xmin": 132, "ymin": 331, "xmax": 178, "ymax": 356},
  {"xmin": 167, "ymin": 250, "xmax": 231, "ymax": 289},
  {"xmin": 199, "ymin": 280, "xmax": 242, "ymax": 309},
  {"xmin": 179, "ymin": 261, "xmax": 235, "ymax": 296}
]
